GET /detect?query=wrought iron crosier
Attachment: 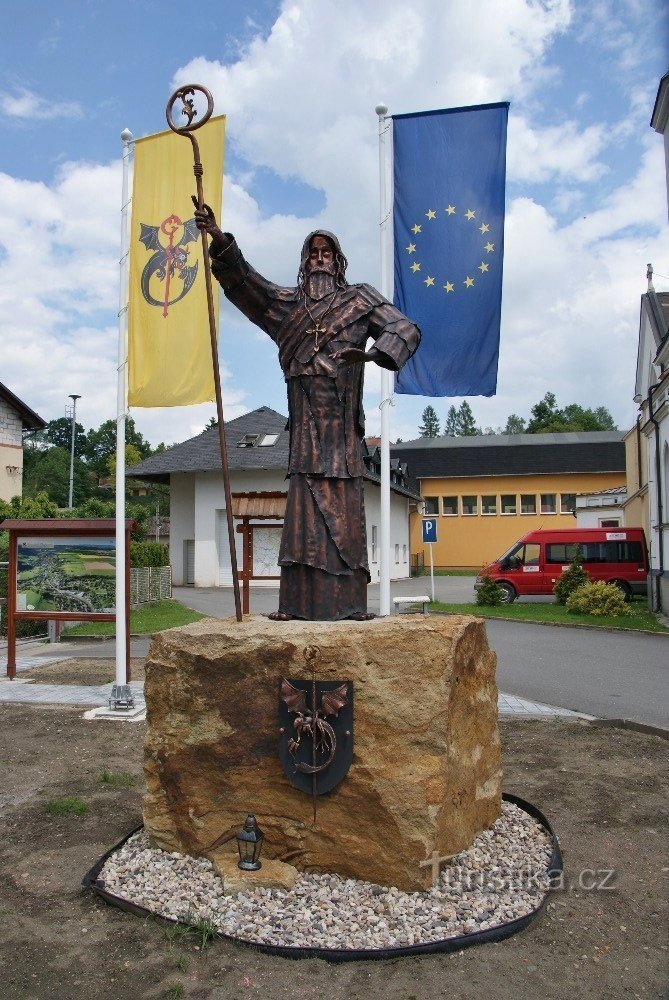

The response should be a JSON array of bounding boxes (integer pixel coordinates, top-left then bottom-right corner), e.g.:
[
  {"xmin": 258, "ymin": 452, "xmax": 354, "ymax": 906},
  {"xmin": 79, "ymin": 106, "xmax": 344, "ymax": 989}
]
[
  {"xmin": 279, "ymin": 645, "xmax": 352, "ymax": 824},
  {"xmin": 165, "ymin": 84, "xmax": 242, "ymax": 621}
]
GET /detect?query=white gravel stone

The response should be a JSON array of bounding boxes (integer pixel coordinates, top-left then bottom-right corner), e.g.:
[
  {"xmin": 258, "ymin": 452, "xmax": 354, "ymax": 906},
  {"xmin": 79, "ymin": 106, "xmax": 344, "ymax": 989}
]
[{"xmin": 97, "ymin": 801, "xmax": 554, "ymax": 952}]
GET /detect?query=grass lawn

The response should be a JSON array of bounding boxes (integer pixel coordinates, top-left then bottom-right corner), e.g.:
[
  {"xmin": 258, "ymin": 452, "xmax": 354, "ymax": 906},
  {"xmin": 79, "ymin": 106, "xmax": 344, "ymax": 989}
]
[
  {"xmin": 61, "ymin": 599, "xmax": 205, "ymax": 637},
  {"xmin": 428, "ymin": 598, "xmax": 669, "ymax": 632}
]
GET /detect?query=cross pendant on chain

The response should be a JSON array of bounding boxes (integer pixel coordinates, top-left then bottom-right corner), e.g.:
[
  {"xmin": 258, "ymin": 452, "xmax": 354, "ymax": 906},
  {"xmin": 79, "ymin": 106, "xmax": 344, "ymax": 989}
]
[{"xmin": 309, "ymin": 322, "xmax": 326, "ymax": 349}]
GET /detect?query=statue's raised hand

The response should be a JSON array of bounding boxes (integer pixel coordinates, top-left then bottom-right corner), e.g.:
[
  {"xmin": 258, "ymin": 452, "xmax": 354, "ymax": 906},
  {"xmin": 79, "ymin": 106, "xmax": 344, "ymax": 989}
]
[{"xmin": 191, "ymin": 196, "xmax": 230, "ymax": 251}]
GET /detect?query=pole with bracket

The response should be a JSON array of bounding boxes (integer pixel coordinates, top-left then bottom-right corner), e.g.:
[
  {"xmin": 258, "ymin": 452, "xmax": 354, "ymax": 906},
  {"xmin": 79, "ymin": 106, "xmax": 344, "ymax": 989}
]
[
  {"xmin": 166, "ymin": 85, "xmax": 242, "ymax": 622},
  {"xmin": 376, "ymin": 103, "xmax": 393, "ymax": 617}
]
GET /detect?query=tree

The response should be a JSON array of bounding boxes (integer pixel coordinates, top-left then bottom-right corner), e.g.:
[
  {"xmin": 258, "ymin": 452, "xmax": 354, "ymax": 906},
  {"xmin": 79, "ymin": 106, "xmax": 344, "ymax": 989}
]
[
  {"xmin": 503, "ymin": 414, "xmax": 526, "ymax": 434},
  {"xmin": 418, "ymin": 405, "xmax": 441, "ymax": 437},
  {"xmin": 106, "ymin": 444, "xmax": 144, "ymax": 477},
  {"xmin": 525, "ymin": 393, "xmax": 617, "ymax": 433},
  {"xmin": 593, "ymin": 406, "xmax": 616, "ymax": 431},
  {"xmin": 526, "ymin": 392, "xmax": 560, "ymax": 433},
  {"xmin": 44, "ymin": 416, "xmax": 87, "ymax": 453},
  {"xmin": 443, "ymin": 405, "xmax": 459, "ymax": 436},
  {"xmin": 22, "ymin": 446, "xmax": 93, "ymax": 507},
  {"xmin": 457, "ymin": 400, "xmax": 480, "ymax": 436},
  {"xmin": 85, "ymin": 417, "xmax": 152, "ymax": 478}
]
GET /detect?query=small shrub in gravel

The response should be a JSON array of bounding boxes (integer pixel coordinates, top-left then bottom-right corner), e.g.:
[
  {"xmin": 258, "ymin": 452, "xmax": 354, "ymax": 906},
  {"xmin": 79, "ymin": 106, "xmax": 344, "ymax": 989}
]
[
  {"xmin": 553, "ymin": 553, "xmax": 590, "ymax": 605},
  {"xmin": 565, "ymin": 581, "xmax": 628, "ymax": 617},
  {"xmin": 476, "ymin": 574, "xmax": 504, "ymax": 606}
]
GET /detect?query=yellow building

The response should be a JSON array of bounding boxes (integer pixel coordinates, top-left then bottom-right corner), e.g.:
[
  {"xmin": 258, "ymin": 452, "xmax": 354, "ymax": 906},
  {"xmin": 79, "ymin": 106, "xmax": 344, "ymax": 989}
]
[{"xmin": 392, "ymin": 432, "xmax": 626, "ymax": 569}]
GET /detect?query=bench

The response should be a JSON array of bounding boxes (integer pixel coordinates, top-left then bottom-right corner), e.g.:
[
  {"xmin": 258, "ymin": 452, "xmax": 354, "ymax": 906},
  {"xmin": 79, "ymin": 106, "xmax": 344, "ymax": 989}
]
[{"xmin": 393, "ymin": 595, "xmax": 431, "ymax": 615}]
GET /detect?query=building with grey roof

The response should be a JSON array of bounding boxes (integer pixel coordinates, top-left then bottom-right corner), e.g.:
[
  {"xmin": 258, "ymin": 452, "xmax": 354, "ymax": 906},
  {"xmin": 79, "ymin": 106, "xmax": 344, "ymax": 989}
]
[
  {"xmin": 390, "ymin": 431, "xmax": 627, "ymax": 569},
  {"xmin": 129, "ymin": 407, "xmax": 420, "ymax": 589}
]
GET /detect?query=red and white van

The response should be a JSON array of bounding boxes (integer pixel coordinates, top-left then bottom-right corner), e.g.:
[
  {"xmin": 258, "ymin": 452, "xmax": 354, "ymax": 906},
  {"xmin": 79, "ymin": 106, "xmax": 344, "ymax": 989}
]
[{"xmin": 475, "ymin": 527, "xmax": 648, "ymax": 603}]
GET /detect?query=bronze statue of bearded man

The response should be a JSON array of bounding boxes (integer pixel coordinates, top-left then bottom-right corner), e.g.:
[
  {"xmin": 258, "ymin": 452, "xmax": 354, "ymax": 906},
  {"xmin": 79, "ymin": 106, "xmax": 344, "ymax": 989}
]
[{"xmin": 194, "ymin": 205, "xmax": 420, "ymax": 621}]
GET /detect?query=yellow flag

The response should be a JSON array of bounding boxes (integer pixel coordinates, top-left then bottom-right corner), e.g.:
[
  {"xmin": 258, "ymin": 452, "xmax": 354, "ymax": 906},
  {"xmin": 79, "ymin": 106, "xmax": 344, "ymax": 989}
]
[{"xmin": 128, "ymin": 116, "xmax": 225, "ymax": 406}]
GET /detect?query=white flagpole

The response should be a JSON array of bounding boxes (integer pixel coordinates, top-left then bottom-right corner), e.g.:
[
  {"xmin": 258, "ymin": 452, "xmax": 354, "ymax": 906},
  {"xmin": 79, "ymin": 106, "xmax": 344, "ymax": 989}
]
[
  {"xmin": 115, "ymin": 128, "xmax": 133, "ymax": 687},
  {"xmin": 375, "ymin": 103, "xmax": 392, "ymax": 617}
]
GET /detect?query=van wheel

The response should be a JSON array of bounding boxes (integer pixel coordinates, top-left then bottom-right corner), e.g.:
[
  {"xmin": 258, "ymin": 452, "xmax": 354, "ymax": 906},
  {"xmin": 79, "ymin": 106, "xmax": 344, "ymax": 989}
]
[
  {"xmin": 498, "ymin": 582, "xmax": 517, "ymax": 604},
  {"xmin": 611, "ymin": 579, "xmax": 632, "ymax": 601}
]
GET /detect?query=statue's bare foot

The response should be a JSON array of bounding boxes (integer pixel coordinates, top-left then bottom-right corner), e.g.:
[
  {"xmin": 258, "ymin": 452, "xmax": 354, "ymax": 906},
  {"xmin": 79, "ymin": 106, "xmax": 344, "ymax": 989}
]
[
  {"xmin": 347, "ymin": 612, "xmax": 375, "ymax": 621},
  {"xmin": 268, "ymin": 611, "xmax": 294, "ymax": 621}
]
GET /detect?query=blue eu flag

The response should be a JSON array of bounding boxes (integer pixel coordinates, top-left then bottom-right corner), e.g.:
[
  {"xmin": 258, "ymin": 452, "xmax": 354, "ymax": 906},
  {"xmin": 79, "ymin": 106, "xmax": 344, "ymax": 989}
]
[{"xmin": 393, "ymin": 102, "xmax": 509, "ymax": 397}]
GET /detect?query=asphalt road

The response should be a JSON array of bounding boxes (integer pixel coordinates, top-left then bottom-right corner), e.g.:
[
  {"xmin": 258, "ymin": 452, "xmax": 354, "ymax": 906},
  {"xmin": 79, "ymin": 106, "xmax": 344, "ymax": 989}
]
[{"xmin": 486, "ymin": 619, "xmax": 668, "ymax": 730}]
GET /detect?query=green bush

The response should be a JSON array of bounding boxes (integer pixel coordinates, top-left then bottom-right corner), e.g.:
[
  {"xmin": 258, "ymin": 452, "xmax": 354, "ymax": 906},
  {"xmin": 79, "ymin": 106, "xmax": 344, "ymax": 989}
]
[
  {"xmin": 130, "ymin": 540, "xmax": 170, "ymax": 567},
  {"xmin": 565, "ymin": 581, "xmax": 628, "ymax": 617},
  {"xmin": 476, "ymin": 574, "xmax": 504, "ymax": 606},
  {"xmin": 553, "ymin": 552, "xmax": 590, "ymax": 605}
]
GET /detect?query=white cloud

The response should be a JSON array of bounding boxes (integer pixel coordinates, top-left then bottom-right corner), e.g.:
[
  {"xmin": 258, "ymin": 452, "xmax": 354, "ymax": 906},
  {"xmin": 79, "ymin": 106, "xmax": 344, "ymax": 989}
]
[
  {"xmin": 508, "ymin": 116, "xmax": 609, "ymax": 183},
  {"xmin": 0, "ymin": 86, "xmax": 82, "ymax": 121}
]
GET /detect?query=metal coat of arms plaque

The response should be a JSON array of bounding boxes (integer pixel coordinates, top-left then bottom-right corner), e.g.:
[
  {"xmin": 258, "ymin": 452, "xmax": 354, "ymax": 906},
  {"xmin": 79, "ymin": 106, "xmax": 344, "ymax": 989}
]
[{"xmin": 278, "ymin": 677, "xmax": 354, "ymax": 798}]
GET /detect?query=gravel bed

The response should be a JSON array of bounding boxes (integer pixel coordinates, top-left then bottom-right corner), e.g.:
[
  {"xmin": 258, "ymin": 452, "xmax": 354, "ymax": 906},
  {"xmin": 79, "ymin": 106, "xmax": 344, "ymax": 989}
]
[{"xmin": 97, "ymin": 801, "xmax": 554, "ymax": 951}]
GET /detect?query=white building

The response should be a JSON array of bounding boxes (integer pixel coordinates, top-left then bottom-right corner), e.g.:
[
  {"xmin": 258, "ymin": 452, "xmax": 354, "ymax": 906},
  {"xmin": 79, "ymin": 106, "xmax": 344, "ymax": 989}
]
[
  {"xmin": 575, "ymin": 487, "xmax": 627, "ymax": 529},
  {"xmin": 129, "ymin": 407, "xmax": 418, "ymax": 590},
  {"xmin": 0, "ymin": 383, "xmax": 46, "ymax": 503},
  {"xmin": 630, "ymin": 271, "xmax": 669, "ymax": 611}
]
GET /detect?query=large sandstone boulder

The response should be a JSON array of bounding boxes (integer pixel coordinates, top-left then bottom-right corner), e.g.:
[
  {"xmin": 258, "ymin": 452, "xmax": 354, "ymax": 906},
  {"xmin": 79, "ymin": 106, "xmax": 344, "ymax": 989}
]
[{"xmin": 143, "ymin": 614, "xmax": 502, "ymax": 891}]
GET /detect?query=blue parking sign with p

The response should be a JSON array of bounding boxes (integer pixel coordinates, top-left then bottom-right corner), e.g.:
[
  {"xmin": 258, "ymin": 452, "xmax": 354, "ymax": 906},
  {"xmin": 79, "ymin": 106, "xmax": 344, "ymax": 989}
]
[{"xmin": 422, "ymin": 518, "xmax": 438, "ymax": 544}]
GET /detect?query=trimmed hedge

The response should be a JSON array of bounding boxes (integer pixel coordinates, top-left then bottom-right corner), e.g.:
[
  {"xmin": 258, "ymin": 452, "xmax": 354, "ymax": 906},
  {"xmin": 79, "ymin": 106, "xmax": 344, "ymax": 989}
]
[
  {"xmin": 565, "ymin": 581, "xmax": 628, "ymax": 617},
  {"xmin": 130, "ymin": 541, "xmax": 170, "ymax": 568}
]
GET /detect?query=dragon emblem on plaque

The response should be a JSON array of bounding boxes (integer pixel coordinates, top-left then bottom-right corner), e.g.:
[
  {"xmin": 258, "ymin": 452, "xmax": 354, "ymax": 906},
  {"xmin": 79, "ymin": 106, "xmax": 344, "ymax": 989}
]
[{"xmin": 278, "ymin": 646, "xmax": 353, "ymax": 821}]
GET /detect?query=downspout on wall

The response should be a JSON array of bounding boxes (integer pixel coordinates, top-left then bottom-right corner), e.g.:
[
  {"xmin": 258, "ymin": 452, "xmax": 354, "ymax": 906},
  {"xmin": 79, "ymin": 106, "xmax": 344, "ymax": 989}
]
[{"xmin": 647, "ymin": 381, "xmax": 665, "ymax": 611}]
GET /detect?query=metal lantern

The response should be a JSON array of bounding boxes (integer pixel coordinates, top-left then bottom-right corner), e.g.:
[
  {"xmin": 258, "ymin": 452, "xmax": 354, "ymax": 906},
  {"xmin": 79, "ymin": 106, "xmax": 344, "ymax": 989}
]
[{"xmin": 236, "ymin": 813, "xmax": 264, "ymax": 871}]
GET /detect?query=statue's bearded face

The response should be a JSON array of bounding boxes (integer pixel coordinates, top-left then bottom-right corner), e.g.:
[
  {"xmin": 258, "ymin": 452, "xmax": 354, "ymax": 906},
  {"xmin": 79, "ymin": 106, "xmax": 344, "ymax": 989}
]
[{"xmin": 306, "ymin": 235, "xmax": 336, "ymax": 276}]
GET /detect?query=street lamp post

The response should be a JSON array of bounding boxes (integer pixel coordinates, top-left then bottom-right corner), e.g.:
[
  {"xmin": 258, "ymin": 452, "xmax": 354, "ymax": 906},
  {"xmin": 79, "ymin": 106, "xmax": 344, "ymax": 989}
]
[{"xmin": 67, "ymin": 394, "xmax": 81, "ymax": 509}]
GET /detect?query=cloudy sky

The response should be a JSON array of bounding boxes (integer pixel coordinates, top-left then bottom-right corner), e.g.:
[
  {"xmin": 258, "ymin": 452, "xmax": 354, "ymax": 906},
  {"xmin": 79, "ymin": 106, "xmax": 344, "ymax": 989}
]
[{"xmin": 0, "ymin": 0, "xmax": 667, "ymax": 447}]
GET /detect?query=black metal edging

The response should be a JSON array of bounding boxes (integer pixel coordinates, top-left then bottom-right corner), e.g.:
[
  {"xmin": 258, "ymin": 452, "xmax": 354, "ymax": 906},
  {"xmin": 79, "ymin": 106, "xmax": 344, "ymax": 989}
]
[{"xmin": 82, "ymin": 793, "xmax": 562, "ymax": 963}]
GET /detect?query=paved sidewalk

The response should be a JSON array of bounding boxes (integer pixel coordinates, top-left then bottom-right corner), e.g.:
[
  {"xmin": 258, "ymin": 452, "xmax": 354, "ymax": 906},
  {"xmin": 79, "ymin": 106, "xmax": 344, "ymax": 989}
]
[{"xmin": 0, "ymin": 670, "xmax": 589, "ymax": 719}]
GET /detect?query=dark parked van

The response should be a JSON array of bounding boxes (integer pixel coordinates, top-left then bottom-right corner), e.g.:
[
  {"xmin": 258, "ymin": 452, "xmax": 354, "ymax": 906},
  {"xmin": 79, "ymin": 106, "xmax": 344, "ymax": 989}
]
[{"xmin": 475, "ymin": 527, "xmax": 648, "ymax": 603}]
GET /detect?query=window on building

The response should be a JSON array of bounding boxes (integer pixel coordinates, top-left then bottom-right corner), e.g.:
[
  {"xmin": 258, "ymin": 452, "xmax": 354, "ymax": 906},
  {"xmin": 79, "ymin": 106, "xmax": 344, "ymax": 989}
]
[
  {"xmin": 423, "ymin": 496, "xmax": 439, "ymax": 515},
  {"xmin": 501, "ymin": 494, "xmax": 517, "ymax": 515},
  {"xmin": 403, "ymin": 544, "xmax": 407, "ymax": 562},
  {"xmin": 481, "ymin": 495, "xmax": 497, "ymax": 515},
  {"xmin": 540, "ymin": 493, "xmax": 557, "ymax": 513},
  {"xmin": 237, "ymin": 433, "xmax": 260, "ymax": 448},
  {"xmin": 560, "ymin": 493, "xmax": 576, "ymax": 514},
  {"xmin": 520, "ymin": 494, "xmax": 537, "ymax": 514},
  {"xmin": 395, "ymin": 543, "xmax": 400, "ymax": 563},
  {"xmin": 442, "ymin": 496, "xmax": 457, "ymax": 516},
  {"xmin": 461, "ymin": 495, "xmax": 478, "ymax": 516},
  {"xmin": 599, "ymin": 518, "xmax": 621, "ymax": 528},
  {"xmin": 371, "ymin": 525, "xmax": 377, "ymax": 563},
  {"xmin": 237, "ymin": 432, "xmax": 279, "ymax": 447}
]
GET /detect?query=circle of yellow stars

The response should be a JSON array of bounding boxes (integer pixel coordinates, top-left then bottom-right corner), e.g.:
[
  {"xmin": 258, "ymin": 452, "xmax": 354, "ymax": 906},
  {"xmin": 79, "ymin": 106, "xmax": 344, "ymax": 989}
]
[{"xmin": 404, "ymin": 204, "xmax": 495, "ymax": 293}]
